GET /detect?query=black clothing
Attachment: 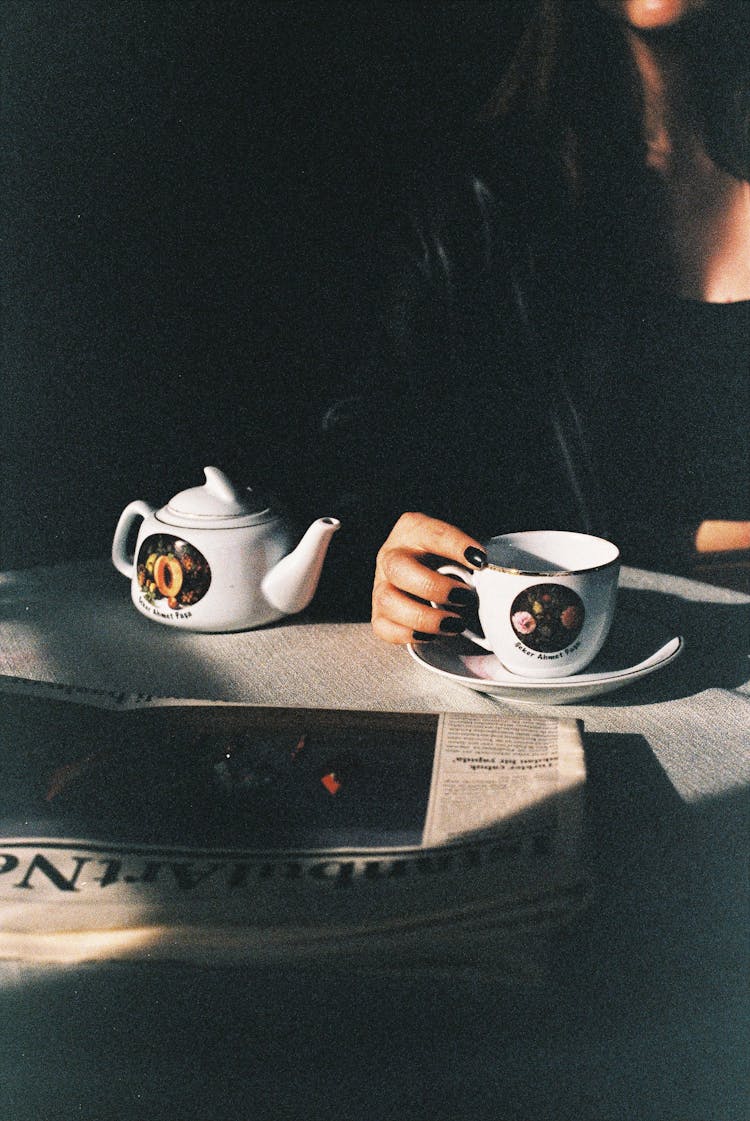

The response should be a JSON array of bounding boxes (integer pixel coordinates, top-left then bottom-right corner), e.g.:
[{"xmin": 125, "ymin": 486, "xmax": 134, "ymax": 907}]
[
  {"xmin": 584, "ymin": 295, "xmax": 749, "ymax": 558},
  {"xmin": 288, "ymin": 171, "xmax": 748, "ymax": 618}
]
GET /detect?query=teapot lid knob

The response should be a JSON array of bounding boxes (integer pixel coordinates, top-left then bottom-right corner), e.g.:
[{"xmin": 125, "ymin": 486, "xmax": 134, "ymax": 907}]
[
  {"xmin": 203, "ymin": 466, "xmax": 246, "ymax": 507},
  {"xmin": 166, "ymin": 466, "xmax": 268, "ymax": 519}
]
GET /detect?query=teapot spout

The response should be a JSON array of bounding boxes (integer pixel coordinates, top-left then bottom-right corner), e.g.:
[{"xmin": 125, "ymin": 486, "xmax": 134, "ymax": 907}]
[{"xmin": 260, "ymin": 517, "xmax": 340, "ymax": 616}]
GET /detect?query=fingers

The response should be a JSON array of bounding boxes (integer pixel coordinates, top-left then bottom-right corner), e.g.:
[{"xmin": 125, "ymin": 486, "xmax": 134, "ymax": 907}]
[
  {"xmin": 372, "ymin": 573, "xmax": 469, "ymax": 641},
  {"xmin": 379, "ymin": 512, "xmax": 487, "ymax": 569},
  {"xmin": 375, "ymin": 547, "xmax": 477, "ymax": 610},
  {"xmin": 371, "ymin": 586, "xmax": 469, "ymax": 644},
  {"xmin": 371, "ymin": 512, "xmax": 485, "ymax": 645}
]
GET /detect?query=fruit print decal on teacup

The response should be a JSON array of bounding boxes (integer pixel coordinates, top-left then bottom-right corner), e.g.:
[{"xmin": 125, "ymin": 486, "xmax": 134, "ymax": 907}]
[
  {"xmin": 510, "ymin": 584, "xmax": 585, "ymax": 653},
  {"xmin": 136, "ymin": 534, "xmax": 211, "ymax": 611}
]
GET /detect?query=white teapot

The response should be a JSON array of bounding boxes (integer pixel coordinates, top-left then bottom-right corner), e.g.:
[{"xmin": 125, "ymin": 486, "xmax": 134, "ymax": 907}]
[{"xmin": 112, "ymin": 466, "xmax": 340, "ymax": 632}]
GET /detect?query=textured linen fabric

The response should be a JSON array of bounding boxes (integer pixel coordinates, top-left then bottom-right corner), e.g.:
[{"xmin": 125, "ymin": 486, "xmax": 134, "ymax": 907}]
[{"xmin": 0, "ymin": 559, "xmax": 747, "ymax": 801}]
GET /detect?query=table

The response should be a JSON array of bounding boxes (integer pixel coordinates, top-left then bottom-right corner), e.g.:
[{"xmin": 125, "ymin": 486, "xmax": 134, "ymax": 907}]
[
  {"xmin": 1, "ymin": 560, "xmax": 747, "ymax": 798},
  {"xmin": 0, "ymin": 561, "xmax": 748, "ymax": 1121}
]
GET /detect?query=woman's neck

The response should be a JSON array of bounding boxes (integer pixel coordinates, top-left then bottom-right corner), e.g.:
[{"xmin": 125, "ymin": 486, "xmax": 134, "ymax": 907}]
[{"xmin": 627, "ymin": 28, "xmax": 750, "ymax": 303}]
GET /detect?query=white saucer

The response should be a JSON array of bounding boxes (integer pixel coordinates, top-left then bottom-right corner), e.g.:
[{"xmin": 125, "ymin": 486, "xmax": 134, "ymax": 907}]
[{"xmin": 407, "ymin": 609, "xmax": 683, "ymax": 706}]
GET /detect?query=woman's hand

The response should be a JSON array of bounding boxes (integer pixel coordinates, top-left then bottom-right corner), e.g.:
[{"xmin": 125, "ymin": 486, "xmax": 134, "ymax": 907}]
[{"xmin": 371, "ymin": 512, "xmax": 487, "ymax": 644}]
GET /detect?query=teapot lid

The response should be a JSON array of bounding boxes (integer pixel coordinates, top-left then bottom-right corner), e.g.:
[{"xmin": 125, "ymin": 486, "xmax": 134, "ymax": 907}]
[{"xmin": 159, "ymin": 467, "xmax": 273, "ymax": 527}]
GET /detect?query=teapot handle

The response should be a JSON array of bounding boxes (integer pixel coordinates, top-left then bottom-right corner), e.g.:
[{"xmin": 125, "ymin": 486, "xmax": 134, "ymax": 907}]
[{"xmin": 112, "ymin": 501, "xmax": 155, "ymax": 579}]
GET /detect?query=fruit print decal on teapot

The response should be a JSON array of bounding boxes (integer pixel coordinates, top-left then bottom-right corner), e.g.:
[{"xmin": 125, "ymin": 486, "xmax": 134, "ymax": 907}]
[{"xmin": 136, "ymin": 535, "xmax": 211, "ymax": 612}]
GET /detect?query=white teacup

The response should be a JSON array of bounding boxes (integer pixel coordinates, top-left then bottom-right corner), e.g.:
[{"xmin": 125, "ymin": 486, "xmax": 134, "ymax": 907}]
[{"xmin": 439, "ymin": 530, "xmax": 620, "ymax": 678}]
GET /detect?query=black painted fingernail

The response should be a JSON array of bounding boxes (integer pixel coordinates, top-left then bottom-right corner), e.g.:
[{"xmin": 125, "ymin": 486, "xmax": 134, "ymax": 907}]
[
  {"xmin": 412, "ymin": 630, "xmax": 437, "ymax": 642},
  {"xmin": 464, "ymin": 547, "xmax": 487, "ymax": 568},
  {"xmin": 447, "ymin": 585, "xmax": 476, "ymax": 607},
  {"xmin": 439, "ymin": 615, "xmax": 466, "ymax": 634}
]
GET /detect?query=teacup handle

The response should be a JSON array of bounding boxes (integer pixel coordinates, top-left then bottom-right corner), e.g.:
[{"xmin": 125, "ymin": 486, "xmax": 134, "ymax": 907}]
[
  {"xmin": 436, "ymin": 563, "xmax": 492, "ymax": 651},
  {"xmin": 112, "ymin": 500, "xmax": 155, "ymax": 579}
]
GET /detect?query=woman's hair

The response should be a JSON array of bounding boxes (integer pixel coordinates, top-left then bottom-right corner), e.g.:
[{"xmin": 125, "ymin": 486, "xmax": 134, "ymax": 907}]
[
  {"xmin": 488, "ymin": 0, "xmax": 748, "ymax": 179},
  {"xmin": 484, "ymin": 2, "xmax": 644, "ymax": 199},
  {"xmin": 683, "ymin": 1, "xmax": 750, "ymax": 180},
  {"xmin": 481, "ymin": 0, "xmax": 749, "ymax": 290}
]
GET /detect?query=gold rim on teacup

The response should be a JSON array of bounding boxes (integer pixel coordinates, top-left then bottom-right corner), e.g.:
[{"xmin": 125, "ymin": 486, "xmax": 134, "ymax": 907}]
[{"xmin": 484, "ymin": 552, "xmax": 620, "ymax": 578}]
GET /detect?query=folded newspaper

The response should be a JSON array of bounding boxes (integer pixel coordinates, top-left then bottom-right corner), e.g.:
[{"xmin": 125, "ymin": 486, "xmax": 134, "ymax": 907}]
[{"xmin": 0, "ymin": 677, "xmax": 590, "ymax": 970}]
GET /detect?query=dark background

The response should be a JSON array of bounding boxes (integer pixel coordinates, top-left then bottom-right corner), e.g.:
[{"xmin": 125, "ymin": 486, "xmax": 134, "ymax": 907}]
[{"xmin": 1, "ymin": 0, "xmax": 525, "ymax": 569}]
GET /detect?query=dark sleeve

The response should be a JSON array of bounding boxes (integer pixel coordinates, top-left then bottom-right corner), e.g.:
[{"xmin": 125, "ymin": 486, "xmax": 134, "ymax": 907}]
[
  {"xmin": 278, "ymin": 171, "xmax": 587, "ymax": 620},
  {"xmin": 285, "ymin": 214, "xmax": 459, "ymax": 620}
]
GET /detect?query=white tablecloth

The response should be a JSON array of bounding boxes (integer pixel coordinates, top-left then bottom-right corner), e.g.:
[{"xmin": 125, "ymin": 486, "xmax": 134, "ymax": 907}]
[
  {"xmin": 0, "ymin": 560, "xmax": 748, "ymax": 1121},
  {"xmin": 0, "ymin": 560, "xmax": 747, "ymax": 801}
]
